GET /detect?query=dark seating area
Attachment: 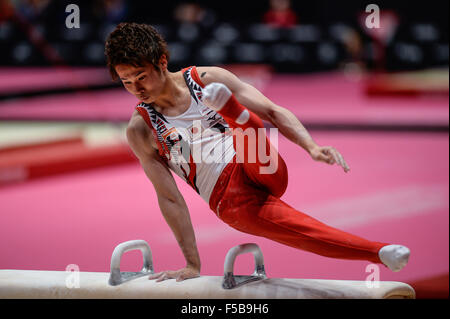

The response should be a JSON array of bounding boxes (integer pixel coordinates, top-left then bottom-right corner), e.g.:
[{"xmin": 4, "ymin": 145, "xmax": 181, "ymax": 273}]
[{"xmin": 0, "ymin": 0, "xmax": 447, "ymax": 72}]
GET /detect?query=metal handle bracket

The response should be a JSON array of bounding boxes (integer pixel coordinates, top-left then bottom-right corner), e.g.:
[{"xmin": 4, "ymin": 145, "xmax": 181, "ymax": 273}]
[
  {"xmin": 108, "ymin": 240, "xmax": 154, "ymax": 286},
  {"xmin": 222, "ymin": 243, "xmax": 267, "ymax": 289}
]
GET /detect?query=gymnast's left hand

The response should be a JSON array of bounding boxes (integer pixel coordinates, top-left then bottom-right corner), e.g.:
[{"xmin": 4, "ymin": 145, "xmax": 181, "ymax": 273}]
[
  {"xmin": 148, "ymin": 265, "xmax": 200, "ymax": 282},
  {"xmin": 309, "ymin": 145, "xmax": 350, "ymax": 173}
]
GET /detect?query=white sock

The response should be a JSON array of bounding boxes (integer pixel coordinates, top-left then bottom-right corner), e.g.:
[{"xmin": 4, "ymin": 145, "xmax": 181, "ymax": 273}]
[{"xmin": 378, "ymin": 245, "xmax": 410, "ymax": 272}]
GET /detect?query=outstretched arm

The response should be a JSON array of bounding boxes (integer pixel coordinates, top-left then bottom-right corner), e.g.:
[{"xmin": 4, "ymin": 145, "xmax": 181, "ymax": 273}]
[
  {"xmin": 197, "ymin": 67, "xmax": 350, "ymax": 173},
  {"xmin": 126, "ymin": 110, "xmax": 201, "ymax": 281}
]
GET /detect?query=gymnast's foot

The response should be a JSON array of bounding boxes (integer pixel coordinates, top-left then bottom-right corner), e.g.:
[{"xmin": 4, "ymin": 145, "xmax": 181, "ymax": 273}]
[{"xmin": 378, "ymin": 245, "xmax": 410, "ymax": 272}]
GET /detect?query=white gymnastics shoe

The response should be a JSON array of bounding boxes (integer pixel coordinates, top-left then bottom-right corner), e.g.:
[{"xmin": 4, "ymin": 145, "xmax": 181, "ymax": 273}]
[
  {"xmin": 202, "ymin": 82, "xmax": 232, "ymax": 111},
  {"xmin": 378, "ymin": 244, "xmax": 410, "ymax": 272}
]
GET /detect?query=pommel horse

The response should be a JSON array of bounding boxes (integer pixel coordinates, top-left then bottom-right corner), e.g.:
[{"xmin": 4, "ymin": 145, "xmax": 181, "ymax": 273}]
[{"xmin": 0, "ymin": 240, "xmax": 415, "ymax": 299}]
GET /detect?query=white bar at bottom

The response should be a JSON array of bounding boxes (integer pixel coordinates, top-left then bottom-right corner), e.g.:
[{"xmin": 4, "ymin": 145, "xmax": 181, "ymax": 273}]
[{"xmin": 0, "ymin": 269, "xmax": 415, "ymax": 299}]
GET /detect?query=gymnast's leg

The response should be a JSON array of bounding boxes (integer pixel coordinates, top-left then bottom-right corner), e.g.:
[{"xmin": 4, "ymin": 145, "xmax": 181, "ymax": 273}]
[
  {"xmin": 219, "ymin": 177, "xmax": 409, "ymax": 271},
  {"xmin": 203, "ymin": 83, "xmax": 410, "ymax": 272}
]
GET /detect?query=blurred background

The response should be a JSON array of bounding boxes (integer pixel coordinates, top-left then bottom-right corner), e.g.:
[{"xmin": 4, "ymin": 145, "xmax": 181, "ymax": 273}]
[{"xmin": 0, "ymin": 0, "xmax": 448, "ymax": 299}]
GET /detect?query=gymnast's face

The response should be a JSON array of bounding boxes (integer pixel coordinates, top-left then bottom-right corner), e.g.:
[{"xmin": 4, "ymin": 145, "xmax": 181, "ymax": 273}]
[{"xmin": 116, "ymin": 61, "xmax": 167, "ymax": 103}]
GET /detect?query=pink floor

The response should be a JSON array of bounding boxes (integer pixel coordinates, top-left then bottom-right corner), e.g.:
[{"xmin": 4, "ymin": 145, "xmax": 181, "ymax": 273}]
[
  {"xmin": 0, "ymin": 71, "xmax": 448, "ymax": 126},
  {"xmin": 0, "ymin": 131, "xmax": 448, "ymax": 287},
  {"xmin": 0, "ymin": 67, "xmax": 111, "ymax": 94}
]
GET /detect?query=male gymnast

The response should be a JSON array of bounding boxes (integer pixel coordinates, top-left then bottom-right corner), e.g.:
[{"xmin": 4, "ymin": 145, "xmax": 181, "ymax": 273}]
[{"xmin": 105, "ymin": 23, "xmax": 410, "ymax": 282}]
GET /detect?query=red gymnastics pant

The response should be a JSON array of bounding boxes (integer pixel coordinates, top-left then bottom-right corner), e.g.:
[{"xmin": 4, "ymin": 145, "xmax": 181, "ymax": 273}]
[{"xmin": 208, "ymin": 95, "xmax": 388, "ymax": 264}]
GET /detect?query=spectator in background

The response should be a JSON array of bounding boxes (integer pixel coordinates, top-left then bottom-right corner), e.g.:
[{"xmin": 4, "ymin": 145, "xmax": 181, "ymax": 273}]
[
  {"xmin": 0, "ymin": 0, "xmax": 14, "ymax": 21},
  {"xmin": 263, "ymin": 0, "xmax": 298, "ymax": 28},
  {"xmin": 173, "ymin": 2, "xmax": 216, "ymax": 28},
  {"xmin": 174, "ymin": 2, "xmax": 204, "ymax": 24},
  {"xmin": 339, "ymin": 26, "xmax": 364, "ymax": 67},
  {"xmin": 13, "ymin": 0, "xmax": 52, "ymax": 23},
  {"xmin": 92, "ymin": 0, "xmax": 129, "ymax": 25}
]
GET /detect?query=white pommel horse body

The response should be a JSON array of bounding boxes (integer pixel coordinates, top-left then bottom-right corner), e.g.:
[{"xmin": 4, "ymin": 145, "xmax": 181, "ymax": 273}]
[{"xmin": 0, "ymin": 240, "xmax": 415, "ymax": 299}]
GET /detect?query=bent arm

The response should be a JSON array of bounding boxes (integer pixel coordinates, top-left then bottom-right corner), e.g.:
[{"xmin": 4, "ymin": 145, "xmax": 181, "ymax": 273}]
[
  {"xmin": 198, "ymin": 67, "xmax": 350, "ymax": 172},
  {"xmin": 197, "ymin": 66, "xmax": 319, "ymax": 154},
  {"xmin": 126, "ymin": 111, "xmax": 201, "ymax": 271}
]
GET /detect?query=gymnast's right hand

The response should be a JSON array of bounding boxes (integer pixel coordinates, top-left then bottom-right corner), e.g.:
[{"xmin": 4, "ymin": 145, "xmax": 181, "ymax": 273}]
[{"xmin": 148, "ymin": 265, "xmax": 200, "ymax": 282}]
